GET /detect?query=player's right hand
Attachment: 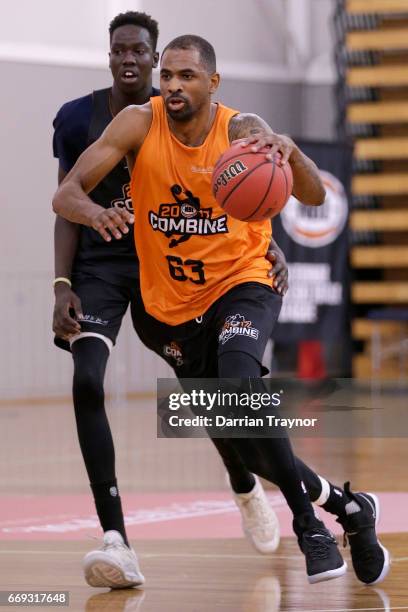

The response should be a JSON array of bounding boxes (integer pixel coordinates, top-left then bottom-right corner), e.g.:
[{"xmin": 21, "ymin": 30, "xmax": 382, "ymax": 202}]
[
  {"xmin": 53, "ymin": 284, "xmax": 83, "ymax": 340},
  {"xmin": 91, "ymin": 208, "xmax": 135, "ymax": 242}
]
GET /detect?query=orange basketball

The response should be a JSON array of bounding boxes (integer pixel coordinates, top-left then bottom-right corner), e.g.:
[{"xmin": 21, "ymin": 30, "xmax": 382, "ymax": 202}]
[{"xmin": 212, "ymin": 141, "xmax": 293, "ymax": 221}]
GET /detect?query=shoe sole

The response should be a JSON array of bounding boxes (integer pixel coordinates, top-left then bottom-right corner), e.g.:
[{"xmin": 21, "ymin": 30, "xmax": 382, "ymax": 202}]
[
  {"xmin": 363, "ymin": 493, "xmax": 391, "ymax": 585},
  {"xmin": 308, "ymin": 561, "xmax": 347, "ymax": 584},
  {"xmin": 83, "ymin": 553, "xmax": 145, "ymax": 589}
]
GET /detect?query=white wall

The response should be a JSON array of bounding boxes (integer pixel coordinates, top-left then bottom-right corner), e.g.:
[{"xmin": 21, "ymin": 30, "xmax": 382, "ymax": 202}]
[
  {"xmin": 147, "ymin": 0, "xmax": 288, "ymax": 66},
  {"xmin": 0, "ymin": 0, "xmax": 109, "ymax": 50},
  {"xmin": 0, "ymin": 0, "xmax": 335, "ymax": 79}
]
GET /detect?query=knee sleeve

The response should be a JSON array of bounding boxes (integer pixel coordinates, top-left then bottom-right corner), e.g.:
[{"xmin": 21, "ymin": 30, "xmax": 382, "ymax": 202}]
[{"xmin": 72, "ymin": 337, "xmax": 109, "ymax": 407}]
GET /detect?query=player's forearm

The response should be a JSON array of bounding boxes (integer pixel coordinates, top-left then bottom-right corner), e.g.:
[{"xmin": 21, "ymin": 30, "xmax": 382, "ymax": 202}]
[
  {"xmin": 54, "ymin": 216, "xmax": 80, "ymax": 279},
  {"xmin": 289, "ymin": 148, "xmax": 326, "ymax": 206},
  {"xmin": 52, "ymin": 181, "xmax": 103, "ymax": 226}
]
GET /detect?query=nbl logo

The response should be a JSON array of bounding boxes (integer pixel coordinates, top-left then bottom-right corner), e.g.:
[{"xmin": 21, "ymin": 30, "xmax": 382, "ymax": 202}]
[
  {"xmin": 280, "ymin": 170, "xmax": 348, "ymax": 248},
  {"xmin": 180, "ymin": 203, "xmax": 197, "ymax": 218},
  {"xmin": 149, "ymin": 184, "xmax": 228, "ymax": 248}
]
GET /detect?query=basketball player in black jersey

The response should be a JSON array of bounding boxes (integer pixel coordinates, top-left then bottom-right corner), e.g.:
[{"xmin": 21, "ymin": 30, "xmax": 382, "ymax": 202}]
[{"xmin": 53, "ymin": 11, "xmax": 288, "ymax": 589}]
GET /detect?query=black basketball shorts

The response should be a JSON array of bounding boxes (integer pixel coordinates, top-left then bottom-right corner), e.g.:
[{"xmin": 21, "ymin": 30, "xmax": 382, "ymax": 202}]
[
  {"xmin": 54, "ymin": 276, "xmax": 281, "ymax": 380},
  {"xmin": 130, "ymin": 281, "xmax": 283, "ymax": 377},
  {"xmin": 54, "ymin": 273, "xmax": 157, "ymax": 354}
]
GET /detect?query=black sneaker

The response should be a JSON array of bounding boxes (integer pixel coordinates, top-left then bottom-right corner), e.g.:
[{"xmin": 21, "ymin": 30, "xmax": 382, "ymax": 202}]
[
  {"xmin": 294, "ymin": 513, "xmax": 347, "ymax": 584},
  {"xmin": 337, "ymin": 482, "xmax": 391, "ymax": 585}
]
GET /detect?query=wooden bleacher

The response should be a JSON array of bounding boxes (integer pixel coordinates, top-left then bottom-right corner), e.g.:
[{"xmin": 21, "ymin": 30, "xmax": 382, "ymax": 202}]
[
  {"xmin": 352, "ymin": 317, "xmax": 408, "ymax": 379},
  {"xmin": 352, "ymin": 173, "xmax": 408, "ymax": 195},
  {"xmin": 348, "ymin": 101, "xmax": 408, "ymax": 124},
  {"xmin": 350, "ymin": 210, "xmax": 408, "ymax": 231},
  {"xmin": 354, "ymin": 137, "xmax": 408, "ymax": 160},
  {"xmin": 352, "ymin": 317, "xmax": 407, "ymax": 338},
  {"xmin": 347, "ymin": 29, "xmax": 408, "ymax": 51},
  {"xmin": 351, "ymin": 246, "xmax": 408, "ymax": 267},
  {"xmin": 342, "ymin": 1, "xmax": 408, "ymax": 378},
  {"xmin": 347, "ymin": 66, "xmax": 408, "ymax": 87},
  {"xmin": 352, "ymin": 282, "xmax": 408, "ymax": 303},
  {"xmin": 347, "ymin": 0, "xmax": 408, "ymax": 13}
]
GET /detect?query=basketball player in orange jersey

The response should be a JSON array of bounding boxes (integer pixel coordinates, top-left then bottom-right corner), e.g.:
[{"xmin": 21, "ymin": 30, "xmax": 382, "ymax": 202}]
[
  {"xmin": 52, "ymin": 12, "xmax": 285, "ymax": 590},
  {"xmin": 53, "ymin": 35, "xmax": 390, "ymax": 586}
]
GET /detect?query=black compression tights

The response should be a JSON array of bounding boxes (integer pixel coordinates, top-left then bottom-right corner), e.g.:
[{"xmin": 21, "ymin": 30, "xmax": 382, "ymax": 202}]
[
  {"xmin": 72, "ymin": 337, "xmax": 128, "ymax": 545},
  {"xmin": 215, "ymin": 351, "xmax": 322, "ymax": 517},
  {"xmin": 72, "ymin": 338, "xmax": 113, "ymax": 482}
]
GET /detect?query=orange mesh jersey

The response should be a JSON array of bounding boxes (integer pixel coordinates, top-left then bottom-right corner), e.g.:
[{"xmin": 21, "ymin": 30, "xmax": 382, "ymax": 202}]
[{"xmin": 130, "ymin": 96, "xmax": 273, "ymax": 325}]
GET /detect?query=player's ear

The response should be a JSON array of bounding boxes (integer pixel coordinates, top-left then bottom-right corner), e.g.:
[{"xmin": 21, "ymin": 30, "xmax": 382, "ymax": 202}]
[
  {"xmin": 153, "ymin": 51, "xmax": 159, "ymax": 69},
  {"xmin": 209, "ymin": 72, "xmax": 220, "ymax": 94}
]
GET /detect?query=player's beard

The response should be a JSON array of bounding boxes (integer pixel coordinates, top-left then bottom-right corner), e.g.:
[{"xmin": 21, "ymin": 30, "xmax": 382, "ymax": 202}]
[{"xmin": 165, "ymin": 96, "xmax": 195, "ymax": 122}]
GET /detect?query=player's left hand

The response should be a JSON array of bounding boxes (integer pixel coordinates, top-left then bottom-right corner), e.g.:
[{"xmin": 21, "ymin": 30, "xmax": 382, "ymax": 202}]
[
  {"xmin": 240, "ymin": 132, "xmax": 297, "ymax": 166},
  {"xmin": 265, "ymin": 239, "xmax": 288, "ymax": 295}
]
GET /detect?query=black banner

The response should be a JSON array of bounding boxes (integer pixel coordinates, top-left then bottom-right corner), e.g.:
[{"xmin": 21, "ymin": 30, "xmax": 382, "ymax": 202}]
[{"xmin": 272, "ymin": 141, "xmax": 352, "ymax": 343}]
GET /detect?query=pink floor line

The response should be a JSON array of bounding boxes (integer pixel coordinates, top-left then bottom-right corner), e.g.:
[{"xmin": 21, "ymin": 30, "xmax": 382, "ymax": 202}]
[{"xmin": 0, "ymin": 491, "xmax": 406, "ymax": 541}]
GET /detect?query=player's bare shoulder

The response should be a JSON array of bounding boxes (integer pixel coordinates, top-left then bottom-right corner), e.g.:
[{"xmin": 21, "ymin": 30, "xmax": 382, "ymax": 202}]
[
  {"xmin": 228, "ymin": 113, "xmax": 273, "ymax": 143},
  {"xmin": 111, "ymin": 102, "xmax": 152, "ymax": 173},
  {"xmin": 107, "ymin": 101, "xmax": 153, "ymax": 154},
  {"xmin": 122, "ymin": 100, "xmax": 153, "ymax": 126}
]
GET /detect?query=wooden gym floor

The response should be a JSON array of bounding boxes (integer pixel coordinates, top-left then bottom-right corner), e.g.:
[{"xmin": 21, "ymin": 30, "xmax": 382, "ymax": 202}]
[{"xmin": 0, "ymin": 398, "xmax": 407, "ymax": 611}]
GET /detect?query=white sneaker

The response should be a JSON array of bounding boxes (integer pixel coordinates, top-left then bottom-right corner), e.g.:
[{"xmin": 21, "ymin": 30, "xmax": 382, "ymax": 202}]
[
  {"xmin": 83, "ymin": 531, "xmax": 145, "ymax": 589},
  {"xmin": 233, "ymin": 475, "xmax": 280, "ymax": 554}
]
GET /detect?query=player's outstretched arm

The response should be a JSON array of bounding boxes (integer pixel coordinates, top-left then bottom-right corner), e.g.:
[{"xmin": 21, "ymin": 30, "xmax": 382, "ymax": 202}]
[
  {"xmin": 52, "ymin": 104, "xmax": 151, "ymax": 241},
  {"xmin": 228, "ymin": 113, "xmax": 326, "ymax": 206},
  {"xmin": 53, "ymin": 166, "xmax": 83, "ymax": 338},
  {"xmin": 53, "ymin": 215, "xmax": 83, "ymax": 338}
]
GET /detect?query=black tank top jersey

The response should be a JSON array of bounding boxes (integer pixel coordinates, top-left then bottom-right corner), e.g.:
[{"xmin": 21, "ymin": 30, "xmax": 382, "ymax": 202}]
[{"xmin": 62, "ymin": 87, "xmax": 159, "ymax": 286}]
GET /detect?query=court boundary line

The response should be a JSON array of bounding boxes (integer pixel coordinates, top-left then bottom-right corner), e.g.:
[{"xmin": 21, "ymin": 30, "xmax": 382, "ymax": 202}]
[
  {"xmin": 297, "ymin": 608, "xmax": 408, "ymax": 612},
  {"xmin": 0, "ymin": 549, "xmax": 406, "ymax": 563},
  {"xmin": 0, "ymin": 391, "xmax": 155, "ymax": 407}
]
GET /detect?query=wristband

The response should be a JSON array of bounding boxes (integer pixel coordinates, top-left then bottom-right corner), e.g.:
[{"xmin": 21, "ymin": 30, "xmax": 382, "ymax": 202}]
[{"xmin": 53, "ymin": 277, "xmax": 72, "ymax": 288}]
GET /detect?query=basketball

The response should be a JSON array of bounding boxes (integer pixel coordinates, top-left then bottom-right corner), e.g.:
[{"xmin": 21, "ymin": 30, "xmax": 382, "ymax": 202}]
[{"xmin": 212, "ymin": 141, "xmax": 293, "ymax": 222}]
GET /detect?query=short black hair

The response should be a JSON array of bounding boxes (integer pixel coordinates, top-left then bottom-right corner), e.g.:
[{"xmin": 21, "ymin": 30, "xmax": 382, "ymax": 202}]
[
  {"xmin": 162, "ymin": 35, "xmax": 216, "ymax": 73},
  {"xmin": 109, "ymin": 11, "xmax": 159, "ymax": 50}
]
